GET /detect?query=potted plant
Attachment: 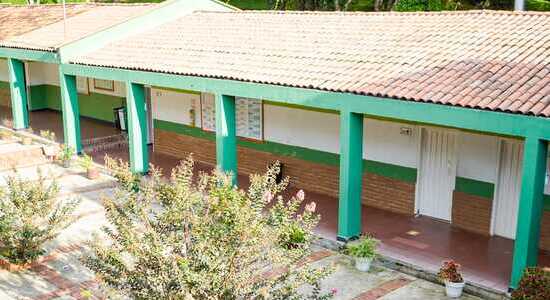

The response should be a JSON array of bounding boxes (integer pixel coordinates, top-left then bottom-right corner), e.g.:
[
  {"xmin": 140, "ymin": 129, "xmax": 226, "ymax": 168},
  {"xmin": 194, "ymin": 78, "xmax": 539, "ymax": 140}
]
[
  {"xmin": 20, "ymin": 127, "xmax": 33, "ymax": 145},
  {"xmin": 0, "ymin": 129, "xmax": 13, "ymax": 141},
  {"xmin": 347, "ymin": 235, "xmax": 378, "ymax": 272},
  {"xmin": 57, "ymin": 144, "xmax": 75, "ymax": 168},
  {"xmin": 438, "ymin": 260, "xmax": 465, "ymax": 298},
  {"xmin": 79, "ymin": 153, "xmax": 99, "ymax": 180}
]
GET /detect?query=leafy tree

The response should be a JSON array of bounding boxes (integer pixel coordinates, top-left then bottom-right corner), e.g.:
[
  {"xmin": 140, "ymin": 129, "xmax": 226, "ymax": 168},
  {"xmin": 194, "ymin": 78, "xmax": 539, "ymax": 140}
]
[
  {"xmin": 84, "ymin": 157, "xmax": 334, "ymax": 299},
  {"xmin": 0, "ymin": 170, "xmax": 80, "ymax": 264}
]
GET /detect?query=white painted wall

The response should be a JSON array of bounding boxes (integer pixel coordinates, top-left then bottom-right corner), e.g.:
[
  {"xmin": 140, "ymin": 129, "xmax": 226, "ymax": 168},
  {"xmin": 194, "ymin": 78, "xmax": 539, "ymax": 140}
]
[
  {"xmin": 264, "ymin": 105, "xmax": 340, "ymax": 154},
  {"xmin": 0, "ymin": 59, "xmax": 8, "ymax": 82},
  {"xmin": 364, "ymin": 119, "xmax": 419, "ymax": 168},
  {"xmin": 25, "ymin": 61, "xmax": 125, "ymax": 97},
  {"xmin": 152, "ymin": 88, "xmax": 201, "ymax": 126},
  {"xmin": 457, "ymin": 132, "xmax": 499, "ymax": 183}
]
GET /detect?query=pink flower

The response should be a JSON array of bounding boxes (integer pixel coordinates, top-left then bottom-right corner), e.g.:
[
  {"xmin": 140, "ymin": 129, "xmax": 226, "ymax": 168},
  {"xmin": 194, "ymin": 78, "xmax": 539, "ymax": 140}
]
[
  {"xmin": 305, "ymin": 201, "xmax": 316, "ymax": 213},
  {"xmin": 296, "ymin": 189, "xmax": 305, "ymax": 201},
  {"xmin": 262, "ymin": 191, "xmax": 274, "ymax": 203},
  {"xmin": 331, "ymin": 288, "xmax": 338, "ymax": 295}
]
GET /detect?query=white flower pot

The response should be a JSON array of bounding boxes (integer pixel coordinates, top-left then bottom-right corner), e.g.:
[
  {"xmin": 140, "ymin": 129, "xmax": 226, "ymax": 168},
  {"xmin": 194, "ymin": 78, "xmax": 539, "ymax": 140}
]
[
  {"xmin": 445, "ymin": 281, "xmax": 465, "ymax": 298},
  {"xmin": 355, "ymin": 257, "xmax": 373, "ymax": 272}
]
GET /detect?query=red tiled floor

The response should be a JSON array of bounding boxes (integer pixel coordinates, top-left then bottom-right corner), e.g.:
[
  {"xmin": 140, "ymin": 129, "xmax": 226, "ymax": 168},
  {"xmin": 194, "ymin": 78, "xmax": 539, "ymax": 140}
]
[{"xmin": 6, "ymin": 108, "xmax": 550, "ymax": 292}]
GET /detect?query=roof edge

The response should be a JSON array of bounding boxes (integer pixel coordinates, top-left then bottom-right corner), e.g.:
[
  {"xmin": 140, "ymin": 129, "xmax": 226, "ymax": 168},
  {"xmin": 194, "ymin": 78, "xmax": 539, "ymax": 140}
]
[{"xmin": 58, "ymin": 0, "xmax": 235, "ymax": 63}]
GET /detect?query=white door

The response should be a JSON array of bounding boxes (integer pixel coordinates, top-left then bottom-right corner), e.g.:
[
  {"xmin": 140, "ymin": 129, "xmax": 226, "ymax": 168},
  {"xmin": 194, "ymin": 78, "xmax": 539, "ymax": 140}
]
[
  {"xmin": 492, "ymin": 140, "xmax": 523, "ymax": 239},
  {"xmin": 417, "ymin": 128, "xmax": 457, "ymax": 221}
]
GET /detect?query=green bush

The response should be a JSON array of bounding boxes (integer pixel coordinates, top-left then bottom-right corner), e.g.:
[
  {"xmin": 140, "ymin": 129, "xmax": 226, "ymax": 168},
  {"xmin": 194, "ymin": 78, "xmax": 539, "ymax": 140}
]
[
  {"xmin": 0, "ymin": 171, "xmax": 80, "ymax": 264},
  {"xmin": 511, "ymin": 267, "xmax": 550, "ymax": 300},
  {"xmin": 527, "ymin": 0, "xmax": 550, "ymax": 10},
  {"xmin": 84, "ymin": 157, "xmax": 334, "ymax": 299}
]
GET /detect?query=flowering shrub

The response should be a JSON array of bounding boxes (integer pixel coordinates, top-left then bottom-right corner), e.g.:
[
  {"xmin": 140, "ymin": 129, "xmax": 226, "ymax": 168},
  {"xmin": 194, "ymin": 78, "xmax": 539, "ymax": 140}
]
[
  {"xmin": 437, "ymin": 260, "xmax": 463, "ymax": 283},
  {"xmin": 511, "ymin": 267, "xmax": 550, "ymax": 300},
  {"xmin": 0, "ymin": 170, "xmax": 80, "ymax": 264},
  {"xmin": 347, "ymin": 235, "xmax": 378, "ymax": 259},
  {"xmin": 84, "ymin": 157, "xmax": 334, "ymax": 299}
]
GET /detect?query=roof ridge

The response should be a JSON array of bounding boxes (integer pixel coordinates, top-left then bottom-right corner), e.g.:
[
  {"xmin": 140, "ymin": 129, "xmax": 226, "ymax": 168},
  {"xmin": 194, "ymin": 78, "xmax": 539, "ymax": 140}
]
[{"xmin": 193, "ymin": 9, "xmax": 550, "ymax": 16}]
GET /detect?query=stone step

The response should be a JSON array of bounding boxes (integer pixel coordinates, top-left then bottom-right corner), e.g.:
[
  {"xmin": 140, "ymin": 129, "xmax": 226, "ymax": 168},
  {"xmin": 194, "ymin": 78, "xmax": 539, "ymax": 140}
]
[
  {"xmin": 0, "ymin": 144, "xmax": 49, "ymax": 171},
  {"xmin": 82, "ymin": 136, "xmax": 128, "ymax": 154},
  {"xmin": 81, "ymin": 133, "xmax": 126, "ymax": 147}
]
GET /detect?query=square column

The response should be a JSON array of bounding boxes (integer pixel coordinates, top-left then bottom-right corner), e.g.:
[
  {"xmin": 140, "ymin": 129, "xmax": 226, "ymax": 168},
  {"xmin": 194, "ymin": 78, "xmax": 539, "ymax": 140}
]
[
  {"xmin": 510, "ymin": 137, "xmax": 548, "ymax": 289},
  {"xmin": 59, "ymin": 71, "xmax": 82, "ymax": 153},
  {"xmin": 215, "ymin": 94, "xmax": 237, "ymax": 185},
  {"xmin": 7, "ymin": 58, "xmax": 29, "ymax": 130},
  {"xmin": 126, "ymin": 82, "xmax": 149, "ymax": 174},
  {"xmin": 338, "ymin": 110, "xmax": 364, "ymax": 241}
]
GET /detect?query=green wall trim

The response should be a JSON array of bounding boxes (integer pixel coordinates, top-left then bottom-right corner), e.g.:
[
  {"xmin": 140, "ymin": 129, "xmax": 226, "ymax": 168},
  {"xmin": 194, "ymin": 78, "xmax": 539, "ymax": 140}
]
[
  {"xmin": 0, "ymin": 47, "xmax": 59, "ymax": 63},
  {"xmin": 154, "ymin": 119, "xmax": 417, "ymax": 183},
  {"xmin": 153, "ymin": 86, "xmax": 201, "ymax": 95},
  {"xmin": 29, "ymin": 84, "xmax": 124, "ymax": 123},
  {"xmin": 0, "ymin": 81, "xmax": 8, "ymax": 89},
  {"xmin": 61, "ymin": 63, "xmax": 550, "ymax": 141},
  {"xmin": 544, "ymin": 195, "xmax": 550, "ymax": 212},
  {"xmin": 455, "ymin": 177, "xmax": 494, "ymax": 199},
  {"xmin": 264, "ymin": 100, "xmax": 339, "ymax": 115}
]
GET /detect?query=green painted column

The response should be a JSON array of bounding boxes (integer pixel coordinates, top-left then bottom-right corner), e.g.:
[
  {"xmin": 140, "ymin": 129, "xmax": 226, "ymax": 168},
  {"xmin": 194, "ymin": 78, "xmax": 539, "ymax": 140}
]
[
  {"xmin": 510, "ymin": 137, "xmax": 548, "ymax": 289},
  {"xmin": 126, "ymin": 82, "xmax": 149, "ymax": 174},
  {"xmin": 338, "ymin": 110, "xmax": 364, "ymax": 241},
  {"xmin": 7, "ymin": 58, "xmax": 29, "ymax": 130},
  {"xmin": 59, "ymin": 70, "xmax": 82, "ymax": 153},
  {"xmin": 215, "ymin": 94, "xmax": 237, "ymax": 185}
]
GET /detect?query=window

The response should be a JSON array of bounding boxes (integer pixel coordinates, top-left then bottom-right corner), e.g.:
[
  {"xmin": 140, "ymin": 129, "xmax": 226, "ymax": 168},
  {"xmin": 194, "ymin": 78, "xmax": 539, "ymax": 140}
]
[{"xmin": 200, "ymin": 94, "xmax": 263, "ymax": 141}]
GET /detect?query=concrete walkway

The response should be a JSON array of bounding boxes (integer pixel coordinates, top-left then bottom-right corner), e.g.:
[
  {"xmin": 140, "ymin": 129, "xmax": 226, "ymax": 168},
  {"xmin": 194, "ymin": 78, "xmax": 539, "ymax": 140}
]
[{"xmin": 0, "ymin": 163, "xmax": 485, "ymax": 300}]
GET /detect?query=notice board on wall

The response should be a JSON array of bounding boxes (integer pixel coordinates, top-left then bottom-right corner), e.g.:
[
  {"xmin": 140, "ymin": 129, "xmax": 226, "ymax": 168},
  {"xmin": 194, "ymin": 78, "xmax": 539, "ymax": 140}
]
[{"xmin": 200, "ymin": 94, "xmax": 263, "ymax": 141}]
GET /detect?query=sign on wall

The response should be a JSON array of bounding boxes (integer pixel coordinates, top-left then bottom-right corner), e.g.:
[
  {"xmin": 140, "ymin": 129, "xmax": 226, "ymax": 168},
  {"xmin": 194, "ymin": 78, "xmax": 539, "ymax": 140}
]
[
  {"xmin": 200, "ymin": 94, "xmax": 263, "ymax": 141},
  {"xmin": 236, "ymin": 97, "xmax": 263, "ymax": 140}
]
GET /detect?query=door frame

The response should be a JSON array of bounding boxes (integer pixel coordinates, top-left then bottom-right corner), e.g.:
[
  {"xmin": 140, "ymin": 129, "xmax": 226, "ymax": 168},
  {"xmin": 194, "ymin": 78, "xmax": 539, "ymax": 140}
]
[
  {"xmin": 490, "ymin": 138, "xmax": 523, "ymax": 237},
  {"xmin": 414, "ymin": 126, "xmax": 459, "ymax": 221}
]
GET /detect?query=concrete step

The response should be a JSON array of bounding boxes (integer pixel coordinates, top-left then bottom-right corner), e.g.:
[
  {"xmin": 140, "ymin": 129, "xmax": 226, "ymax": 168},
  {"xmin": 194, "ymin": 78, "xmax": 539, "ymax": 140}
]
[{"xmin": 0, "ymin": 143, "xmax": 49, "ymax": 171}]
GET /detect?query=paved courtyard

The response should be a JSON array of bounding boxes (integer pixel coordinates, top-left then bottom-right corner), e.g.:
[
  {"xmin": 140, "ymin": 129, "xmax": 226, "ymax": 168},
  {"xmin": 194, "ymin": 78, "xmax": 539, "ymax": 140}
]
[{"xmin": 0, "ymin": 162, "xmax": 484, "ymax": 300}]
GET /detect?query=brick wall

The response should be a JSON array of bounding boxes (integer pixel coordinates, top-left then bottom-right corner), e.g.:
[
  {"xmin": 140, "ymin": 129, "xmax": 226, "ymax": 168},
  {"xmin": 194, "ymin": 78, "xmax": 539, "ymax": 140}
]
[
  {"xmin": 451, "ymin": 191, "xmax": 493, "ymax": 235},
  {"xmin": 155, "ymin": 127, "xmax": 550, "ymax": 251},
  {"xmin": 154, "ymin": 128, "xmax": 415, "ymax": 215}
]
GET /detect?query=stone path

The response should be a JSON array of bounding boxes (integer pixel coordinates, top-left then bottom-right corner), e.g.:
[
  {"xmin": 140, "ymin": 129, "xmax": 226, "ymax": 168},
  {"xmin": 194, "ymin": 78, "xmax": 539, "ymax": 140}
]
[{"xmin": 0, "ymin": 163, "xmax": 485, "ymax": 300}]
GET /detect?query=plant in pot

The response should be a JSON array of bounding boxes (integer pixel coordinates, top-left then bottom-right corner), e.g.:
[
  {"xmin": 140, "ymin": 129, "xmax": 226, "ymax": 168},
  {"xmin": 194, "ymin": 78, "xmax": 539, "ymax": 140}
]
[
  {"xmin": 20, "ymin": 127, "xmax": 33, "ymax": 145},
  {"xmin": 438, "ymin": 260, "xmax": 465, "ymax": 298},
  {"xmin": 0, "ymin": 129, "xmax": 14, "ymax": 141},
  {"xmin": 347, "ymin": 235, "xmax": 378, "ymax": 272},
  {"xmin": 57, "ymin": 144, "xmax": 75, "ymax": 168},
  {"xmin": 79, "ymin": 153, "xmax": 99, "ymax": 180}
]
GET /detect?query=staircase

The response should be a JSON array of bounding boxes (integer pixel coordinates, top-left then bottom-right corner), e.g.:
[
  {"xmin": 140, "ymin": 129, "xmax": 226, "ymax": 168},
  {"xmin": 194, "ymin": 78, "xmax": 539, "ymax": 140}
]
[
  {"xmin": 0, "ymin": 140, "xmax": 49, "ymax": 171},
  {"xmin": 81, "ymin": 133, "xmax": 128, "ymax": 154}
]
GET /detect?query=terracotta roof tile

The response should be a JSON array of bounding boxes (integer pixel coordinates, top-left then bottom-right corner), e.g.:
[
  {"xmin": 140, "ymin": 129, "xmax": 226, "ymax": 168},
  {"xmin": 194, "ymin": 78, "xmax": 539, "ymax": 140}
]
[
  {"xmin": 71, "ymin": 10, "xmax": 550, "ymax": 117},
  {"xmin": 0, "ymin": 4, "xmax": 93, "ymax": 40},
  {"xmin": 0, "ymin": 3, "xmax": 156, "ymax": 51}
]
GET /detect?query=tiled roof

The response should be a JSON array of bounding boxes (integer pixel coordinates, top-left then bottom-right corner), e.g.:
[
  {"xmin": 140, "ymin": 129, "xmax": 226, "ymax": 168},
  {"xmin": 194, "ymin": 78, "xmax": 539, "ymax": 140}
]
[
  {"xmin": 71, "ymin": 10, "xmax": 550, "ymax": 117},
  {"xmin": 0, "ymin": 4, "xmax": 93, "ymax": 40},
  {"xmin": 0, "ymin": 3, "xmax": 156, "ymax": 51}
]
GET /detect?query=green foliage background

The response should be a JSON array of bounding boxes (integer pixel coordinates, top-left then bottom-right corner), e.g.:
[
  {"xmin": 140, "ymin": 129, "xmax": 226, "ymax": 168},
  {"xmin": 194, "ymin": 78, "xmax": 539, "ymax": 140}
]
[{"xmin": 0, "ymin": 0, "xmax": 548, "ymax": 11}]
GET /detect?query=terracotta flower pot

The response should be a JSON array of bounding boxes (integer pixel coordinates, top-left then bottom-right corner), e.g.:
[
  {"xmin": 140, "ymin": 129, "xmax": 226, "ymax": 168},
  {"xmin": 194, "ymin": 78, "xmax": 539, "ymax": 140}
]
[{"xmin": 87, "ymin": 168, "xmax": 100, "ymax": 180}]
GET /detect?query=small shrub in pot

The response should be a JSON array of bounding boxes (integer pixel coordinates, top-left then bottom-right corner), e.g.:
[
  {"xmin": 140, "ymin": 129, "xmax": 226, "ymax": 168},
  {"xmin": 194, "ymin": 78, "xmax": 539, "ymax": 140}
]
[
  {"xmin": 79, "ymin": 153, "xmax": 99, "ymax": 180},
  {"xmin": 438, "ymin": 260, "xmax": 465, "ymax": 298},
  {"xmin": 57, "ymin": 144, "xmax": 75, "ymax": 168},
  {"xmin": 347, "ymin": 235, "xmax": 378, "ymax": 272}
]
